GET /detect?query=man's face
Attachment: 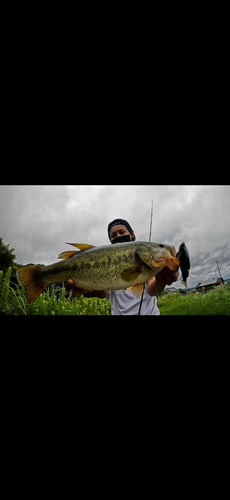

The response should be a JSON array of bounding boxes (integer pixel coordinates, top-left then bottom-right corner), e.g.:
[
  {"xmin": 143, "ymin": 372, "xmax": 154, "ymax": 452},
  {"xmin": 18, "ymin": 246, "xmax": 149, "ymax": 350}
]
[{"xmin": 109, "ymin": 224, "xmax": 134, "ymax": 242}]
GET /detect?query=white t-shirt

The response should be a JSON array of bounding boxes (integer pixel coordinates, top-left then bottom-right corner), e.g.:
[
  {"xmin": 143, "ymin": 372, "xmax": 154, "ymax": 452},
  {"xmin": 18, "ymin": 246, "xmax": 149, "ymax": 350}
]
[{"xmin": 110, "ymin": 282, "xmax": 160, "ymax": 315}]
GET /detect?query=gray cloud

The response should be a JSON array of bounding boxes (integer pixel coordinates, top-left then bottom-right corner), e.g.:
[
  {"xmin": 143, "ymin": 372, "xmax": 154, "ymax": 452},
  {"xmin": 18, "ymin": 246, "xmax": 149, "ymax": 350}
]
[{"xmin": 0, "ymin": 185, "xmax": 229, "ymax": 288}]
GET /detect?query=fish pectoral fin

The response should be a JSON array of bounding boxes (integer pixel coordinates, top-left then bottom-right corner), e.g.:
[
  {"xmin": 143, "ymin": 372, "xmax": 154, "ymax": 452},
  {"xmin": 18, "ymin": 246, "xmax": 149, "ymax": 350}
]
[
  {"xmin": 125, "ymin": 282, "xmax": 144, "ymax": 299},
  {"xmin": 121, "ymin": 265, "xmax": 143, "ymax": 298},
  {"xmin": 121, "ymin": 265, "xmax": 141, "ymax": 282},
  {"xmin": 58, "ymin": 250, "xmax": 79, "ymax": 260},
  {"xmin": 66, "ymin": 243, "xmax": 95, "ymax": 251}
]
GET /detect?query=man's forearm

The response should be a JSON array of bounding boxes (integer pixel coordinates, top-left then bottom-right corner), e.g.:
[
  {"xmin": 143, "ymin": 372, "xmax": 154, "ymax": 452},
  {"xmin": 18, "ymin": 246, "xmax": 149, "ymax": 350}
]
[
  {"xmin": 147, "ymin": 276, "xmax": 166, "ymax": 296},
  {"xmin": 147, "ymin": 268, "xmax": 179, "ymax": 296}
]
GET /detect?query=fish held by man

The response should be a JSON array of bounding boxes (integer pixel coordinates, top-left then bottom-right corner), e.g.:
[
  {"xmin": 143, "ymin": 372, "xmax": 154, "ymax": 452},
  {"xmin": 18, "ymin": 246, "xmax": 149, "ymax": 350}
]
[{"xmin": 16, "ymin": 241, "xmax": 190, "ymax": 304}]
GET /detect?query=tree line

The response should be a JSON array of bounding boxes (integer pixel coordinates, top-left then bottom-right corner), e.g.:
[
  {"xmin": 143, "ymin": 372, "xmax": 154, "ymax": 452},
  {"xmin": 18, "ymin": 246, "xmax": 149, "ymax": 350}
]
[{"xmin": 0, "ymin": 237, "xmax": 69, "ymax": 298}]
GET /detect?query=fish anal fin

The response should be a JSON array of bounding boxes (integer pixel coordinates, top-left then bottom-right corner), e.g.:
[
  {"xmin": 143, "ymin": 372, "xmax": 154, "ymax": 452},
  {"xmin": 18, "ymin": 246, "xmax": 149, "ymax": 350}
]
[
  {"xmin": 125, "ymin": 282, "xmax": 144, "ymax": 299},
  {"xmin": 70, "ymin": 287, "xmax": 92, "ymax": 299},
  {"xmin": 58, "ymin": 250, "xmax": 78, "ymax": 260},
  {"xmin": 66, "ymin": 243, "xmax": 95, "ymax": 251},
  {"xmin": 121, "ymin": 265, "xmax": 141, "ymax": 282}
]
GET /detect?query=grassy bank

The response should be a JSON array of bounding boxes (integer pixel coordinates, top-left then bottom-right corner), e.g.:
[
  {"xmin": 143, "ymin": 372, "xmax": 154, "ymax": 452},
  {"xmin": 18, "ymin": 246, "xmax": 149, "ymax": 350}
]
[
  {"xmin": 1, "ymin": 268, "xmax": 230, "ymax": 315},
  {"xmin": 0, "ymin": 267, "xmax": 111, "ymax": 315},
  {"xmin": 157, "ymin": 286, "xmax": 230, "ymax": 315}
]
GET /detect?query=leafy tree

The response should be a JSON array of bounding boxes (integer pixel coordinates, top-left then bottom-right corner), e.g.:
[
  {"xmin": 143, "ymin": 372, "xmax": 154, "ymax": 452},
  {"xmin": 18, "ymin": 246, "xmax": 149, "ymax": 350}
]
[{"xmin": 0, "ymin": 237, "xmax": 17, "ymax": 272}]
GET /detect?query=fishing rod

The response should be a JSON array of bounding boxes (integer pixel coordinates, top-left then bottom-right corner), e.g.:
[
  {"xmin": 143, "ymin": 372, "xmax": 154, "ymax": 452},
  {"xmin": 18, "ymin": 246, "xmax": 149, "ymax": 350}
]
[
  {"xmin": 149, "ymin": 199, "xmax": 153, "ymax": 242},
  {"xmin": 138, "ymin": 199, "xmax": 153, "ymax": 315}
]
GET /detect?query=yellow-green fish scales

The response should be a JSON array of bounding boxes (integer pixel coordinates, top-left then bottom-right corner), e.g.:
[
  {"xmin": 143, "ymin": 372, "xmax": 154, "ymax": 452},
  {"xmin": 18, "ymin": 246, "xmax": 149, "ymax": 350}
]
[{"xmin": 16, "ymin": 241, "xmax": 180, "ymax": 304}]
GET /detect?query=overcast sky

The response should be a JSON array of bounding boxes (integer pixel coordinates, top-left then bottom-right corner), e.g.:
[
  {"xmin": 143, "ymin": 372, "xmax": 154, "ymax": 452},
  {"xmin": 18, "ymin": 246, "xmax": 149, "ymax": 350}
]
[{"xmin": 0, "ymin": 185, "xmax": 229, "ymax": 288}]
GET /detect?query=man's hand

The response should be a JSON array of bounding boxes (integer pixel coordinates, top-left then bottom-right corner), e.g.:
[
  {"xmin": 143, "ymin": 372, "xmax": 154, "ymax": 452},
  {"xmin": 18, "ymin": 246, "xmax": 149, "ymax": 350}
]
[
  {"xmin": 66, "ymin": 279, "xmax": 78, "ymax": 297},
  {"xmin": 147, "ymin": 267, "xmax": 179, "ymax": 296},
  {"xmin": 66, "ymin": 278, "xmax": 75, "ymax": 292},
  {"xmin": 155, "ymin": 267, "xmax": 179, "ymax": 287}
]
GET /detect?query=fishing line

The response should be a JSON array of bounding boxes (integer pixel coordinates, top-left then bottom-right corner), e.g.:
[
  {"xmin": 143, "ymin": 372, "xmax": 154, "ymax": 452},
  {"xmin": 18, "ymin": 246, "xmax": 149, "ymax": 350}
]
[{"xmin": 138, "ymin": 282, "xmax": 145, "ymax": 315}]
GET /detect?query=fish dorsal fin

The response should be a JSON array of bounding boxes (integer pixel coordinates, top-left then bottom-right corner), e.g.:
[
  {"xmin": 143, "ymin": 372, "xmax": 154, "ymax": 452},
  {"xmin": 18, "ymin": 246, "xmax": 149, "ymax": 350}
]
[
  {"xmin": 58, "ymin": 243, "xmax": 95, "ymax": 260},
  {"xmin": 58, "ymin": 250, "xmax": 79, "ymax": 260},
  {"xmin": 66, "ymin": 243, "xmax": 95, "ymax": 251}
]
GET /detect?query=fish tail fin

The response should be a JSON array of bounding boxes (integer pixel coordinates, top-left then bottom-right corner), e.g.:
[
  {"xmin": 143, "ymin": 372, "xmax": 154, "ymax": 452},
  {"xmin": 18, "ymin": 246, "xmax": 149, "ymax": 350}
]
[{"xmin": 16, "ymin": 265, "xmax": 47, "ymax": 304}]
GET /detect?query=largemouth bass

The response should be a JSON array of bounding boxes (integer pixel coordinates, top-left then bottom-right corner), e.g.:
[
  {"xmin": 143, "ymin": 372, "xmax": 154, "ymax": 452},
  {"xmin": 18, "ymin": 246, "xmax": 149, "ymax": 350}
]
[{"xmin": 16, "ymin": 241, "xmax": 190, "ymax": 304}]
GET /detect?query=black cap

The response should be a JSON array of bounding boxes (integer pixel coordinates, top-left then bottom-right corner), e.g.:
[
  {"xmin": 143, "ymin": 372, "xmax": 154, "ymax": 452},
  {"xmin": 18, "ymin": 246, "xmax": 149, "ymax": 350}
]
[{"xmin": 108, "ymin": 218, "xmax": 134, "ymax": 240}]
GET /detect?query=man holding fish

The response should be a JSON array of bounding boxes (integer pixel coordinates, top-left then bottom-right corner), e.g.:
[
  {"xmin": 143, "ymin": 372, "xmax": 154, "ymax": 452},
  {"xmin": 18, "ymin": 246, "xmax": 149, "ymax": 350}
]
[
  {"xmin": 66, "ymin": 218, "xmax": 179, "ymax": 315},
  {"xmin": 17, "ymin": 218, "xmax": 190, "ymax": 314}
]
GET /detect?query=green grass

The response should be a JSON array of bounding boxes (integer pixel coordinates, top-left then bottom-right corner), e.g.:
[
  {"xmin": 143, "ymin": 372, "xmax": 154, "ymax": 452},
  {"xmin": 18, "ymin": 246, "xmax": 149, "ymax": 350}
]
[
  {"xmin": 1, "ymin": 267, "xmax": 230, "ymax": 315},
  {"xmin": 157, "ymin": 286, "xmax": 230, "ymax": 315},
  {"xmin": 0, "ymin": 267, "xmax": 111, "ymax": 315}
]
